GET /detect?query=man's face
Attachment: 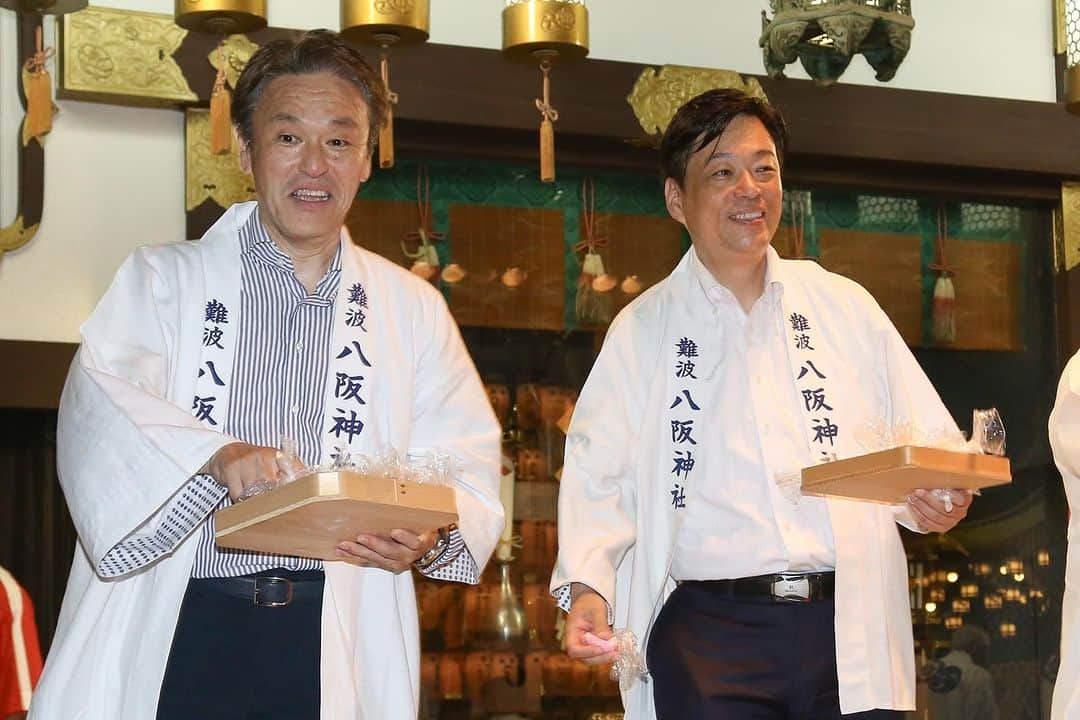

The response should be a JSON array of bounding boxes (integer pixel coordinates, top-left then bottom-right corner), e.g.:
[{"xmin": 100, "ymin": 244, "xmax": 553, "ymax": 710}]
[
  {"xmin": 239, "ymin": 71, "xmax": 372, "ymax": 251},
  {"xmin": 664, "ymin": 114, "xmax": 783, "ymax": 263}
]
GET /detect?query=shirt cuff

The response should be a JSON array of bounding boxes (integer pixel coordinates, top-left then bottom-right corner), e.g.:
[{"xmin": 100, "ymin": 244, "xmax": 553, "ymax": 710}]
[
  {"xmin": 552, "ymin": 582, "xmax": 616, "ymax": 626},
  {"xmin": 97, "ymin": 474, "xmax": 226, "ymax": 578},
  {"xmin": 414, "ymin": 526, "xmax": 479, "ymax": 584}
]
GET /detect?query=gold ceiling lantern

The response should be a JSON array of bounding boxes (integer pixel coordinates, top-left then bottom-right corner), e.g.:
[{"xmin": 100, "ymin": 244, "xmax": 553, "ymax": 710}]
[
  {"xmin": 0, "ymin": 0, "xmax": 86, "ymax": 12},
  {"xmin": 174, "ymin": 0, "xmax": 266, "ymax": 35},
  {"xmin": 502, "ymin": 0, "xmax": 589, "ymax": 183},
  {"xmin": 341, "ymin": 0, "xmax": 431, "ymax": 170}
]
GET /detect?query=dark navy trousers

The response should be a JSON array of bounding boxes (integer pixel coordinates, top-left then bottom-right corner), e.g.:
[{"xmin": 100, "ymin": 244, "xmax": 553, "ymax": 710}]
[
  {"xmin": 646, "ymin": 582, "xmax": 905, "ymax": 720},
  {"xmin": 156, "ymin": 571, "xmax": 324, "ymax": 720}
]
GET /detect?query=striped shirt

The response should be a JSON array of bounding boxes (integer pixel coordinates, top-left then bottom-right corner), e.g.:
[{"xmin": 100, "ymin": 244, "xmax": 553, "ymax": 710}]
[
  {"xmin": 192, "ymin": 207, "xmax": 340, "ymax": 576},
  {"xmin": 96, "ymin": 208, "xmax": 474, "ymax": 583},
  {"xmin": 0, "ymin": 566, "xmax": 42, "ymax": 716}
]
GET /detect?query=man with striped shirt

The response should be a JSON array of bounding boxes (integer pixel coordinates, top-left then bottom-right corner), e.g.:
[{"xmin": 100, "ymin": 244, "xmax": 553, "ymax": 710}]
[{"xmin": 32, "ymin": 31, "xmax": 503, "ymax": 720}]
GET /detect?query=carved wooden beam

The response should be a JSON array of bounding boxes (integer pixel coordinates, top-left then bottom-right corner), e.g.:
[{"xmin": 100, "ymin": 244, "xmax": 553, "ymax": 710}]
[{"xmin": 0, "ymin": 12, "xmax": 46, "ymax": 255}]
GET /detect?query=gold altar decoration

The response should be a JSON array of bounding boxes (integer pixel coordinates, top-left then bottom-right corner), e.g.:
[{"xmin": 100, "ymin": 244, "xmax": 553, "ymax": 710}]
[
  {"xmin": 1057, "ymin": 0, "xmax": 1080, "ymax": 112},
  {"xmin": 502, "ymin": 0, "xmax": 589, "ymax": 183},
  {"xmin": 627, "ymin": 65, "xmax": 766, "ymax": 138},
  {"xmin": 341, "ymin": 0, "xmax": 431, "ymax": 170},
  {"xmin": 60, "ymin": 6, "xmax": 196, "ymax": 106},
  {"xmin": 185, "ymin": 108, "xmax": 255, "ymax": 212},
  {"xmin": 0, "ymin": 0, "xmax": 86, "ymax": 13},
  {"xmin": 760, "ymin": 0, "xmax": 914, "ymax": 86},
  {"xmin": 205, "ymin": 34, "xmax": 258, "ymax": 154},
  {"xmin": 1059, "ymin": 182, "xmax": 1080, "ymax": 272},
  {"xmin": 208, "ymin": 33, "xmax": 259, "ymax": 92},
  {"xmin": 174, "ymin": 0, "xmax": 265, "ymax": 35},
  {"xmin": 0, "ymin": 217, "xmax": 39, "ymax": 254}
]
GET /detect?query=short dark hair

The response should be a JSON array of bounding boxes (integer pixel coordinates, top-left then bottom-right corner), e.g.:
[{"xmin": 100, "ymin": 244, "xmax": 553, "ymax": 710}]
[
  {"xmin": 232, "ymin": 29, "xmax": 387, "ymax": 153},
  {"xmin": 660, "ymin": 89, "xmax": 788, "ymax": 186}
]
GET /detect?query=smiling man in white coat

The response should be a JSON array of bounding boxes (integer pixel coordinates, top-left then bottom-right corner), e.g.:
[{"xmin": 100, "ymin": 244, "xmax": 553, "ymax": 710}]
[
  {"xmin": 551, "ymin": 89, "xmax": 971, "ymax": 719},
  {"xmin": 30, "ymin": 30, "xmax": 503, "ymax": 720}
]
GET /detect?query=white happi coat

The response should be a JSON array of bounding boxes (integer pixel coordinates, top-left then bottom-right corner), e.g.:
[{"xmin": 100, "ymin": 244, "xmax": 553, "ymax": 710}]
[
  {"xmin": 552, "ymin": 247, "xmax": 957, "ymax": 719},
  {"xmin": 1051, "ymin": 350, "xmax": 1080, "ymax": 720},
  {"xmin": 31, "ymin": 202, "xmax": 503, "ymax": 720}
]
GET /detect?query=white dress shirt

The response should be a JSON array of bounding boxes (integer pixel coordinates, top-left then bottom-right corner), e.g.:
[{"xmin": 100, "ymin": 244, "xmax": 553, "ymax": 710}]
[{"xmin": 669, "ymin": 249, "xmax": 836, "ymax": 581}]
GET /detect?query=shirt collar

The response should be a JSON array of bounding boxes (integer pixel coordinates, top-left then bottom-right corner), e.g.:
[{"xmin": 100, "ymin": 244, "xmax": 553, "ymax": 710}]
[
  {"xmin": 242, "ymin": 204, "xmax": 342, "ymax": 297},
  {"xmin": 689, "ymin": 244, "xmax": 786, "ymax": 309}
]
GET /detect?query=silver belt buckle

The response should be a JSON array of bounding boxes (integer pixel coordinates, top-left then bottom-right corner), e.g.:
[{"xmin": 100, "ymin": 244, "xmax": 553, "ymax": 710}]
[
  {"xmin": 253, "ymin": 576, "xmax": 293, "ymax": 607},
  {"xmin": 772, "ymin": 574, "xmax": 811, "ymax": 602}
]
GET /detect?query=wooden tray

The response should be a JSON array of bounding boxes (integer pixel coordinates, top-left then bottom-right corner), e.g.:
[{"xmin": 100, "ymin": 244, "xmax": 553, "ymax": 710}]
[
  {"xmin": 215, "ymin": 471, "xmax": 458, "ymax": 560},
  {"xmin": 800, "ymin": 446, "xmax": 1011, "ymax": 504}
]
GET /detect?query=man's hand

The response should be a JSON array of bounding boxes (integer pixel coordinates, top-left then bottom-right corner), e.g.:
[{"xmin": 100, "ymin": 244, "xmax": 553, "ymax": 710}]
[
  {"xmin": 907, "ymin": 488, "xmax": 973, "ymax": 533},
  {"xmin": 335, "ymin": 529, "xmax": 438, "ymax": 573},
  {"xmin": 201, "ymin": 442, "xmax": 285, "ymax": 501},
  {"xmin": 565, "ymin": 584, "xmax": 618, "ymax": 665}
]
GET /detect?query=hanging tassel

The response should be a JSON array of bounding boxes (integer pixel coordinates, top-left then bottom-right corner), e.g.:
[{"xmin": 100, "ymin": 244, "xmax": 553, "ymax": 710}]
[
  {"xmin": 535, "ymin": 61, "xmax": 559, "ymax": 183},
  {"xmin": 574, "ymin": 178, "xmax": 613, "ymax": 325},
  {"xmin": 379, "ymin": 50, "xmax": 398, "ymax": 170},
  {"xmin": 22, "ymin": 26, "xmax": 56, "ymax": 147},
  {"xmin": 209, "ymin": 46, "xmax": 232, "ymax": 155},
  {"xmin": 931, "ymin": 271, "xmax": 956, "ymax": 344},
  {"xmin": 929, "ymin": 207, "xmax": 957, "ymax": 344}
]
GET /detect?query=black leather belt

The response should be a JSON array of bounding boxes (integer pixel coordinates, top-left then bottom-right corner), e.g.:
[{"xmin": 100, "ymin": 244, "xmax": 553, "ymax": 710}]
[
  {"xmin": 683, "ymin": 571, "xmax": 835, "ymax": 602},
  {"xmin": 194, "ymin": 570, "xmax": 325, "ymax": 607}
]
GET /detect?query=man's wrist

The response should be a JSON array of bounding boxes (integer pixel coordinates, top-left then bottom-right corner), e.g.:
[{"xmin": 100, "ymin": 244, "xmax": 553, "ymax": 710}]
[{"xmin": 413, "ymin": 526, "xmax": 451, "ymax": 569}]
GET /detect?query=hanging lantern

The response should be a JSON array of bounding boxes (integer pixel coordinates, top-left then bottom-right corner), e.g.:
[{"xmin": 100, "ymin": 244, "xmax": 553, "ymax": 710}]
[
  {"xmin": 760, "ymin": 0, "xmax": 914, "ymax": 86},
  {"xmin": 174, "ymin": 0, "xmax": 266, "ymax": 35},
  {"xmin": 0, "ymin": 0, "xmax": 86, "ymax": 12},
  {"xmin": 502, "ymin": 0, "xmax": 589, "ymax": 183},
  {"xmin": 341, "ymin": 0, "xmax": 430, "ymax": 170}
]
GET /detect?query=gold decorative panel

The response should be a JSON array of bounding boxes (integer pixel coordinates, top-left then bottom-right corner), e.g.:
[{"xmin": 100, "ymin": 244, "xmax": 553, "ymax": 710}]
[
  {"xmin": 941, "ymin": 238, "xmax": 1022, "ymax": 351},
  {"xmin": 627, "ymin": 65, "xmax": 766, "ymax": 137},
  {"xmin": 185, "ymin": 109, "xmax": 254, "ymax": 211},
  {"xmin": 445, "ymin": 206, "xmax": 566, "ymax": 330},
  {"xmin": 61, "ymin": 6, "xmax": 196, "ymax": 105},
  {"xmin": 1060, "ymin": 182, "xmax": 1080, "ymax": 272},
  {"xmin": 817, "ymin": 229, "xmax": 923, "ymax": 345}
]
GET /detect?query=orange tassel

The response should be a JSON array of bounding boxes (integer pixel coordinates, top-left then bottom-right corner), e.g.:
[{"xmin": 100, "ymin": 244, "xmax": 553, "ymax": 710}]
[
  {"xmin": 931, "ymin": 272, "xmax": 956, "ymax": 344},
  {"xmin": 536, "ymin": 60, "xmax": 558, "ymax": 183},
  {"xmin": 378, "ymin": 52, "xmax": 396, "ymax": 169},
  {"xmin": 540, "ymin": 118, "xmax": 555, "ymax": 183},
  {"xmin": 21, "ymin": 26, "xmax": 55, "ymax": 146},
  {"xmin": 209, "ymin": 59, "xmax": 232, "ymax": 155},
  {"xmin": 379, "ymin": 106, "xmax": 395, "ymax": 169}
]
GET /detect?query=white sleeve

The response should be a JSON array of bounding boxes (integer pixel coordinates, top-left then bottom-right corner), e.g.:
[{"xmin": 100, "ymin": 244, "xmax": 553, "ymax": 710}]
[
  {"xmin": 58, "ymin": 248, "xmax": 235, "ymax": 576},
  {"xmin": 407, "ymin": 289, "xmax": 503, "ymax": 583}
]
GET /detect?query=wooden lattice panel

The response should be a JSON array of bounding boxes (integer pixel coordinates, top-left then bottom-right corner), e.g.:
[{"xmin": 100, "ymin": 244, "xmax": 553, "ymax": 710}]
[
  {"xmin": 942, "ymin": 237, "xmax": 1022, "ymax": 351},
  {"xmin": 818, "ymin": 229, "xmax": 923, "ymax": 345},
  {"xmin": 345, "ymin": 199, "xmax": 421, "ymax": 272},
  {"xmin": 445, "ymin": 206, "xmax": 565, "ymax": 330},
  {"xmin": 578, "ymin": 213, "xmax": 685, "ymax": 321}
]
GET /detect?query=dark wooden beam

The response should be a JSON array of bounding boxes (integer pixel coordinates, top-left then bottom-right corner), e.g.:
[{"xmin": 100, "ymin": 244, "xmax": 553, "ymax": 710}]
[{"xmin": 0, "ymin": 340, "xmax": 77, "ymax": 410}]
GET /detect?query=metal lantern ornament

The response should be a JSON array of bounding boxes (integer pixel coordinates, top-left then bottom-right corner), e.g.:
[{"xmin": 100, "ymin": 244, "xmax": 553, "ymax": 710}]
[
  {"xmin": 341, "ymin": 0, "xmax": 430, "ymax": 170},
  {"xmin": 760, "ymin": 0, "xmax": 913, "ymax": 86},
  {"xmin": 502, "ymin": 0, "xmax": 589, "ymax": 183},
  {"xmin": 174, "ymin": 0, "xmax": 266, "ymax": 35}
]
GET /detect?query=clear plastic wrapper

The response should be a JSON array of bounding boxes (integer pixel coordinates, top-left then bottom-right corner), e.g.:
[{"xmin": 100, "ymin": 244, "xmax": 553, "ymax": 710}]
[
  {"xmin": 583, "ymin": 629, "xmax": 649, "ymax": 692},
  {"xmin": 236, "ymin": 439, "xmax": 459, "ymax": 500}
]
